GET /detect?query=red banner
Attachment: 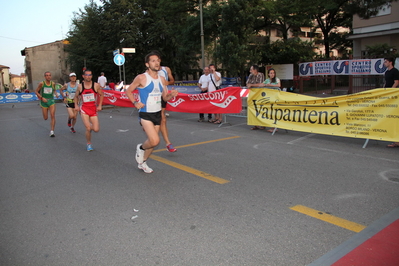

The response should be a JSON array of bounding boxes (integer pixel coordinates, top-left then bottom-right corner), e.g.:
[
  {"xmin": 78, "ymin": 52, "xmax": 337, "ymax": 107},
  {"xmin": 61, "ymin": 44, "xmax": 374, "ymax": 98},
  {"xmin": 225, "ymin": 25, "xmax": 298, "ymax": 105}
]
[{"xmin": 103, "ymin": 87, "xmax": 242, "ymax": 113}]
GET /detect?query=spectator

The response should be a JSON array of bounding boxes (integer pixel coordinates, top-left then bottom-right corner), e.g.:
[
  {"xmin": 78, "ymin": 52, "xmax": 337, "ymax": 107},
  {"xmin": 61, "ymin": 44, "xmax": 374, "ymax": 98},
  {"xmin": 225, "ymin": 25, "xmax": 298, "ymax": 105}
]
[
  {"xmin": 264, "ymin": 68, "xmax": 281, "ymax": 133},
  {"xmin": 198, "ymin": 66, "xmax": 212, "ymax": 122},
  {"xmin": 97, "ymin": 72, "xmax": 107, "ymax": 89},
  {"xmin": 208, "ymin": 64, "xmax": 222, "ymax": 124},
  {"xmin": 384, "ymin": 57, "xmax": 399, "ymax": 148},
  {"xmin": 246, "ymin": 65, "xmax": 266, "ymax": 130}
]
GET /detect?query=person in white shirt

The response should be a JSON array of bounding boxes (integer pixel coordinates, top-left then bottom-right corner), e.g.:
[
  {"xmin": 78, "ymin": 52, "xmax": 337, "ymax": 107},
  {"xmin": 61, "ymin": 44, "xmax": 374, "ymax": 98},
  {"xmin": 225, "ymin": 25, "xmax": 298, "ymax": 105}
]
[
  {"xmin": 198, "ymin": 66, "xmax": 213, "ymax": 122},
  {"xmin": 97, "ymin": 72, "xmax": 107, "ymax": 89},
  {"xmin": 208, "ymin": 64, "xmax": 222, "ymax": 124}
]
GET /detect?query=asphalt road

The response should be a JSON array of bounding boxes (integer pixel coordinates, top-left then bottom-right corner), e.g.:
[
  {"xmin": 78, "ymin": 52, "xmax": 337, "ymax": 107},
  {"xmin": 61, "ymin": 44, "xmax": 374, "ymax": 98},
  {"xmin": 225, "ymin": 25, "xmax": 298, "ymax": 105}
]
[{"xmin": 1, "ymin": 101, "xmax": 398, "ymax": 266}]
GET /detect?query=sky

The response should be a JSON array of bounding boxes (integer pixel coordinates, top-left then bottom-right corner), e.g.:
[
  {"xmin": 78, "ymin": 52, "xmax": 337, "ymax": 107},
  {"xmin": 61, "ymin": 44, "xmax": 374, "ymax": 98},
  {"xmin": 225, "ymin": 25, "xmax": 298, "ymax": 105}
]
[{"xmin": 0, "ymin": 0, "xmax": 101, "ymax": 75}]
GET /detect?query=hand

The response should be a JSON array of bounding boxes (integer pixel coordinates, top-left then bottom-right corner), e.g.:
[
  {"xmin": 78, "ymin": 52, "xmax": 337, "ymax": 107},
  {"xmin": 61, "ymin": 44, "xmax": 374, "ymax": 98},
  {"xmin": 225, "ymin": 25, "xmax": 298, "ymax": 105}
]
[{"xmin": 171, "ymin": 89, "xmax": 179, "ymax": 97}]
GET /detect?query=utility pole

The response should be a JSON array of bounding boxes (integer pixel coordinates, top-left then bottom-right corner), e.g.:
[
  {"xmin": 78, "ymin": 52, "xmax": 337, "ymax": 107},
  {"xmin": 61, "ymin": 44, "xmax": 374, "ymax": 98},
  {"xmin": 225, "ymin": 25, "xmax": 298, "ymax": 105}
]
[{"xmin": 200, "ymin": 0, "xmax": 205, "ymax": 69}]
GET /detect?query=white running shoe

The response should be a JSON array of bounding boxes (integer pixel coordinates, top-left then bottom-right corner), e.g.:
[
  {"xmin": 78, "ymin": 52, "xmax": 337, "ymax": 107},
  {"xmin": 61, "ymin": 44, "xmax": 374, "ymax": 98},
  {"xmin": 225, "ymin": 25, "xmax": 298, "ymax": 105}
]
[
  {"xmin": 50, "ymin": 130, "xmax": 55, "ymax": 137},
  {"xmin": 135, "ymin": 144, "xmax": 144, "ymax": 164},
  {"xmin": 138, "ymin": 161, "xmax": 153, "ymax": 173}
]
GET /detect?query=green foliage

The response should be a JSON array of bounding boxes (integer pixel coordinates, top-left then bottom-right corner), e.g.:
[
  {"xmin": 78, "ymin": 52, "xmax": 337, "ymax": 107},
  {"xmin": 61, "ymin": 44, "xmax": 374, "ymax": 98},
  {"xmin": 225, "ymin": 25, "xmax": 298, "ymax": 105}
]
[
  {"xmin": 309, "ymin": 0, "xmax": 395, "ymax": 57},
  {"xmin": 365, "ymin": 43, "xmax": 399, "ymax": 58},
  {"xmin": 64, "ymin": 0, "xmax": 395, "ymax": 83},
  {"xmin": 261, "ymin": 38, "xmax": 316, "ymax": 64},
  {"xmin": 214, "ymin": 0, "xmax": 264, "ymax": 77}
]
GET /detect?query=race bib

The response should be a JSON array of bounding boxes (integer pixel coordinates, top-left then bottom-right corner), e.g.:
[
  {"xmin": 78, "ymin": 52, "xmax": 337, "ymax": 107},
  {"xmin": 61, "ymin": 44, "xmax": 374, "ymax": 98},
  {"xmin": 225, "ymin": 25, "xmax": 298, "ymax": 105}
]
[
  {"xmin": 68, "ymin": 92, "xmax": 75, "ymax": 99},
  {"xmin": 43, "ymin": 87, "xmax": 52, "ymax": 94},
  {"xmin": 83, "ymin": 93, "xmax": 95, "ymax": 102},
  {"xmin": 146, "ymin": 92, "xmax": 162, "ymax": 112}
]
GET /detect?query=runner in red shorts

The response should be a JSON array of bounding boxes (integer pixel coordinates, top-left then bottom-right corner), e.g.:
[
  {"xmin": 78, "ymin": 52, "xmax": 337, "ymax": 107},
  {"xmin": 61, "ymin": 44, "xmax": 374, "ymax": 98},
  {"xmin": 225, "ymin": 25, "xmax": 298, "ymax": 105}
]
[{"xmin": 74, "ymin": 69, "xmax": 104, "ymax": 151}]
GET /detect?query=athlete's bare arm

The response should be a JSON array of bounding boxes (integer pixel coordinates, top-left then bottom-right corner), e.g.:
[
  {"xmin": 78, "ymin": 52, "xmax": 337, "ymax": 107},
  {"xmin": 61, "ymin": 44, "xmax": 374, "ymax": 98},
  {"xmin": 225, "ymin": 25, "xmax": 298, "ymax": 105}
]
[
  {"xmin": 95, "ymin": 82, "xmax": 103, "ymax": 111},
  {"xmin": 74, "ymin": 84, "xmax": 82, "ymax": 112},
  {"xmin": 126, "ymin": 74, "xmax": 146, "ymax": 109}
]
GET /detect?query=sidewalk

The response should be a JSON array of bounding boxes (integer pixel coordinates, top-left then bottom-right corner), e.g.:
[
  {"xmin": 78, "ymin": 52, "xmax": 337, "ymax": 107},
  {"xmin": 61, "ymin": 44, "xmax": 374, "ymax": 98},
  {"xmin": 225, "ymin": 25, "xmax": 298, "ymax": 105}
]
[{"xmin": 308, "ymin": 207, "xmax": 399, "ymax": 266}]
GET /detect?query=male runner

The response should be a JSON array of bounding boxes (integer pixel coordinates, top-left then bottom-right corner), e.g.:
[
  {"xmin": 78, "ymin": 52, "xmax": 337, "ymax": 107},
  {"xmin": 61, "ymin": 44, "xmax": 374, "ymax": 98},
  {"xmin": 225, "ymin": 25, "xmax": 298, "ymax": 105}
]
[
  {"xmin": 126, "ymin": 52, "xmax": 179, "ymax": 173},
  {"xmin": 74, "ymin": 69, "xmax": 104, "ymax": 151},
  {"xmin": 35, "ymin": 71, "xmax": 58, "ymax": 137},
  {"xmin": 158, "ymin": 63, "xmax": 177, "ymax": 152},
  {"xmin": 60, "ymin": 72, "xmax": 78, "ymax": 133}
]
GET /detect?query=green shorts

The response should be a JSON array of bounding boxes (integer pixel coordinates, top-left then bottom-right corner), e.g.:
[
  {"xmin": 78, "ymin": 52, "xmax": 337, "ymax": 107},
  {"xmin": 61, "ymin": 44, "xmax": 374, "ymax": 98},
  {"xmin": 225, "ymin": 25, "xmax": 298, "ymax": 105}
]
[{"xmin": 40, "ymin": 99, "xmax": 55, "ymax": 108}]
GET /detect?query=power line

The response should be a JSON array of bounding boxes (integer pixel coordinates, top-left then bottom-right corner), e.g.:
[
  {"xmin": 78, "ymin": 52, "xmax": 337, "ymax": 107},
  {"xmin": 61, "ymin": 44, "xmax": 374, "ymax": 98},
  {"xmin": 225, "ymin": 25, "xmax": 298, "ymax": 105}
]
[{"xmin": 0, "ymin": 35, "xmax": 45, "ymax": 44}]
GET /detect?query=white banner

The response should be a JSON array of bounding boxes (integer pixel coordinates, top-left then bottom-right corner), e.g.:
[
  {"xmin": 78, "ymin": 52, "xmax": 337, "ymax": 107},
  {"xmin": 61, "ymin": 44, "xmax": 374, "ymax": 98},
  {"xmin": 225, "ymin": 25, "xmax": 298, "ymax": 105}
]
[{"xmin": 299, "ymin": 58, "xmax": 387, "ymax": 76}]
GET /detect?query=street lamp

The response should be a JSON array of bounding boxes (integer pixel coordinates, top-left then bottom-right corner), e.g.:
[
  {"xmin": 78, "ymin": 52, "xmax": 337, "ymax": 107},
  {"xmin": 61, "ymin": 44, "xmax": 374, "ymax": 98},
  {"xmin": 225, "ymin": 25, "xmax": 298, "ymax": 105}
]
[{"xmin": 200, "ymin": 0, "xmax": 205, "ymax": 69}]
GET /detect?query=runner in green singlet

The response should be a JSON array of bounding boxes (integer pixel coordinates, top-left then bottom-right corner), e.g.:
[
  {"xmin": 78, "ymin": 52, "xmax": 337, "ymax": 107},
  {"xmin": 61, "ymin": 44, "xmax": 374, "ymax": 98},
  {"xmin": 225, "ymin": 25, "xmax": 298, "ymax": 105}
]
[{"xmin": 35, "ymin": 71, "xmax": 59, "ymax": 137}]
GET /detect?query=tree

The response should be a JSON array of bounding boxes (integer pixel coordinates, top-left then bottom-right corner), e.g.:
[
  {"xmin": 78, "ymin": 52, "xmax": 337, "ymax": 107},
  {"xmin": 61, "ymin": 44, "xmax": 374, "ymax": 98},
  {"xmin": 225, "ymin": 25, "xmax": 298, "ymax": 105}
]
[
  {"xmin": 262, "ymin": 38, "xmax": 316, "ymax": 64},
  {"xmin": 267, "ymin": 0, "xmax": 313, "ymax": 41},
  {"xmin": 309, "ymin": 0, "xmax": 397, "ymax": 58},
  {"xmin": 66, "ymin": 1, "xmax": 106, "ymax": 78},
  {"xmin": 365, "ymin": 43, "xmax": 399, "ymax": 58},
  {"xmin": 213, "ymin": 0, "xmax": 265, "ymax": 80}
]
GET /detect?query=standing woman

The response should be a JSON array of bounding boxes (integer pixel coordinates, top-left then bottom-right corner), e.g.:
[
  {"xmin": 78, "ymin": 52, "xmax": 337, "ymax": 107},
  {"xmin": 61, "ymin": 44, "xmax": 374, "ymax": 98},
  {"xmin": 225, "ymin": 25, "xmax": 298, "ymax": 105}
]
[
  {"xmin": 263, "ymin": 68, "xmax": 281, "ymax": 89},
  {"xmin": 60, "ymin": 73, "xmax": 79, "ymax": 133},
  {"xmin": 263, "ymin": 68, "xmax": 281, "ymax": 132}
]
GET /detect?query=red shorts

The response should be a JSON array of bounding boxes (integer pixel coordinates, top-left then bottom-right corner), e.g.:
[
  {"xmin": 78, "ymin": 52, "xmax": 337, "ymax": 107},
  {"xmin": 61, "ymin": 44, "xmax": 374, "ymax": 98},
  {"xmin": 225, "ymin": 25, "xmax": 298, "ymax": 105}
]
[{"xmin": 81, "ymin": 105, "xmax": 97, "ymax": 117}]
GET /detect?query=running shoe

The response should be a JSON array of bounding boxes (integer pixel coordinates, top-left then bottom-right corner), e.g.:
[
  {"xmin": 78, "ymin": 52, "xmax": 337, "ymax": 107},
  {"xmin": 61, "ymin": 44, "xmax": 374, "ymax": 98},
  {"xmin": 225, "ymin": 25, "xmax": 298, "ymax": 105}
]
[
  {"xmin": 87, "ymin": 144, "xmax": 93, "ymax": 151},
  {"xmin": 166, "ymin": 144, "xmax": 177, "ymax": 152},
  {"xmin": 70, "ymin": 127, "xmax": 76, "ymax": 133},
  {"xmin": 67, "ymin": 119, "xmax": 71, "ymax": 127},
  {"xmin": 50, "ymin": 130, "xmax": 55, "ymax": 137},
  {"xmin": 135, "ymin": 144, "xmax": 144, "ymax": 164},
  {"xmin": 138, "ymin": 161, "xmax": 153, "ymax": 173}
]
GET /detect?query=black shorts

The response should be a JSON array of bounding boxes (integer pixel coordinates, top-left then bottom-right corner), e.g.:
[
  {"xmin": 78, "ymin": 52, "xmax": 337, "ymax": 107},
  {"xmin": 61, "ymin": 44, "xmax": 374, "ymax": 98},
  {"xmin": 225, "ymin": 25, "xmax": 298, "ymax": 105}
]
[
  {"xmin": 139, "ymin": 111, "xmax": 162, "ymax": 126},
  {"xmin": 161, "ymin": 99, "xmax": 167, "ymax": 109},
  {"xmin": 66, "ymin": 102, "xmax": 75, "ymax": 108}
]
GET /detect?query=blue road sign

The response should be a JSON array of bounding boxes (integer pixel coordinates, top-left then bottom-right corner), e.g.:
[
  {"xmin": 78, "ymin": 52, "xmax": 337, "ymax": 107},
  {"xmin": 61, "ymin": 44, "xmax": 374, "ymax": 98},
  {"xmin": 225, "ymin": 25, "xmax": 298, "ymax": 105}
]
[{"xmin": 114, "ymin": 54, "xmax": 125, "ymax": 66}]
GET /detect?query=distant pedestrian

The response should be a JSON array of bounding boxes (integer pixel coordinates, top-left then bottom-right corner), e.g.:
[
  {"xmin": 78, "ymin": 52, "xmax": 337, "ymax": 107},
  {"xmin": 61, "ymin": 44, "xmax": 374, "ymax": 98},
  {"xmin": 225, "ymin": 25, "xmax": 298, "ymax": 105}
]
[
  {"xmin": 97, "ymin": 72, "xmax": 107, "ymax": 89},
  {"xmin": 74, "ymin": 70, "xmax": 104, "ymax": 151},
  {"xmin": 35, "ymin": 71, "xmax": 57, "ymax": 137}
]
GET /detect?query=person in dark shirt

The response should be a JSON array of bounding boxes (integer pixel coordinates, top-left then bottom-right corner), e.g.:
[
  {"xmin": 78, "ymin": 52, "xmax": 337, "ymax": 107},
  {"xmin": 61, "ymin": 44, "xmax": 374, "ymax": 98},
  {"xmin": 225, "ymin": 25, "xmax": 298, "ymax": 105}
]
[
  {"xmin": 384, "ymin": 57, "xmax": 399, "ymax": 88},
  {"xmin": 383, "ymin": 58, "xmax": 399, "ymax": 148}
]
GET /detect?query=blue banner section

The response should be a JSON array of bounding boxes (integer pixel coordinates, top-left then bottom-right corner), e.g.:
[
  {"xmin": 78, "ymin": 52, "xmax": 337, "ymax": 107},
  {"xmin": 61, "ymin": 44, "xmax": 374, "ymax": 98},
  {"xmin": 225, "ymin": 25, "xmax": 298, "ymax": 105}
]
[{"xmin": 0, "ymin": 91, "xmax": 63, "ymax": 104}]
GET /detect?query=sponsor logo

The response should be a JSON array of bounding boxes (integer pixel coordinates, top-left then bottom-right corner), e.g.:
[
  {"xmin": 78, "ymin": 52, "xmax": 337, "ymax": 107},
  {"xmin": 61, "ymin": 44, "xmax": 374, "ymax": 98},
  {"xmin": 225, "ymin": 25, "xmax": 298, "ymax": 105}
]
[
  {"xmin": 333, "ymin": 61, "xmax": 349, "ymax": 74},
  {"xmin": 104, "ymin": 92, "xmax": 117, "ymax": 103},
  {"xmin": 299, "ymin": 63, "xmax": 313, "ymax": 76},
  {"xmin": 21, "ymin": 94, "xmax": 33, "ymax": 99},
  {"xmin": 168, "ymin": 98, "xmax": 185, "ymax": 107},
  {"xmin": 374, "ymin": 59, "xmax": 387, "ymax": 74},
  {"xmin": 6, "ymin": 94, "xmax": 18, "ymax": 100},
  {"xmin": 210, "ymin": 96, "xmax": 237, "ymax": 108}
]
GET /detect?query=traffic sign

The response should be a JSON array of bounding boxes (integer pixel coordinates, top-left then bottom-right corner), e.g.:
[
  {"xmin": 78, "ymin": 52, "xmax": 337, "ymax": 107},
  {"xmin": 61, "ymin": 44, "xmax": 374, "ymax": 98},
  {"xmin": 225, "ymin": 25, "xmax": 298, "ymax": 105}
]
[
  {"xmin": 113, "ymin": 54, "xmax": 125, "ymax": 66},
  {"xmin": 113, "ymin": 49, "xmax": 120, "ymax": 56},
  {"xmin": 122, "ymin": 48, "xmax": 136, "ymax": 53}
]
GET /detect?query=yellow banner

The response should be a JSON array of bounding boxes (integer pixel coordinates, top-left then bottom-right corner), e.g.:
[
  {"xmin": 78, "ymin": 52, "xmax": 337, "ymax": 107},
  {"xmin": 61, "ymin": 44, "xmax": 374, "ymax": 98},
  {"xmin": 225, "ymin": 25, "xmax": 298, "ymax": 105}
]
[{"xmin": 247, "ymin": 88, "xmax": 399, "ymax": 142}]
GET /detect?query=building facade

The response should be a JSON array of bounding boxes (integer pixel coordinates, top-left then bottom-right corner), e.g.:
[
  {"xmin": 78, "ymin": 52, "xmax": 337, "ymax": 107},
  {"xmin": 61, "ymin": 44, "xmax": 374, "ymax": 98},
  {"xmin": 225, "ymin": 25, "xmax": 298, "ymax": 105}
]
[
  {"xmin": 21, "ymin": 40, "xmax": 70, "ymax": 91},
  {"xmin": 0, "ymin": 65, "xmax": 11, "ymax": 94},
  {"xmin": 348, "ymin": 2, "xmax": 399, "ymax": 58}
]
